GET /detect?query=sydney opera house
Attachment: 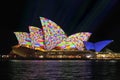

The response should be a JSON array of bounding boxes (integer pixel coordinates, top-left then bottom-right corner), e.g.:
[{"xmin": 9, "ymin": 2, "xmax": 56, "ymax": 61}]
[{"xmin": 9, "ymin": 17, "xmax": 115, "ymax": 59}]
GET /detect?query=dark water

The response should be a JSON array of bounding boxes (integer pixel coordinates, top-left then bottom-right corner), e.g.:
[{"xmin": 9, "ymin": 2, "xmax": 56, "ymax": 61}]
[{"xmin": 1, "ymin": 60, "xmax": 120, "ymax": 80}]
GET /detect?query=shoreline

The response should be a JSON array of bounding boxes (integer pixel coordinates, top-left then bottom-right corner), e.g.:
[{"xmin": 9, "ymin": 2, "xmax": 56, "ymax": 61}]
[{"xmin": 1, "ymin": 57, "xmax": 120, "ymax": 61}]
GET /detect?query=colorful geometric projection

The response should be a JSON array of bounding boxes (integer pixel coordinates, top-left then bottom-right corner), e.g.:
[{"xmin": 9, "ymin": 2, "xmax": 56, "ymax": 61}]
[
  {"xmin": 57, "ymin": 39, "xmax": 76, "ymax": 50},
  {"xmin": 14, "ymin": 17, "xmax": 92, "ymax": 51},
  {"xmin": 84, "ymin": 40, "xmax": 113, "ymax": 52},
  {"xmin": 56, "ymin": 32, "xmax": 91, "ymax": 50},
  {"xmin": 40, "ymin": 17, "xmax": 67, "ymax": 50},
  {"xmin": 67, "ymin": 32, "xmax": 91, "ymax": 51},
  {"xmin": 64, "ymin": 41, "xmax": 76, "ymax": 49},
  {"xmin": 57, "ymin": 40, "xmax": 66, "ymax": 49},
  {"xmin": 29, "ymin": 26, "xmax": 44, "ymax": 49},
  {"xmin": 14, "ymin": 32, "xmax": 31, "ymax": 47}
]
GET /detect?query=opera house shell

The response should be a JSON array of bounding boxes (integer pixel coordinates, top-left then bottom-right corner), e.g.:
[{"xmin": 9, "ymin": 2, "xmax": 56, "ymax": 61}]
[{"xmin": 10, "ymin": 17, "xmax": 112, "ymax": 58}]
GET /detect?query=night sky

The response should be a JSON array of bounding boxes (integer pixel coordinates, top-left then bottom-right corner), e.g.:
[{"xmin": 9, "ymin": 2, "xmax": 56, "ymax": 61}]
[{"xmin": 1, "ymin": 0, "xmax": 120, "ymax": 54}]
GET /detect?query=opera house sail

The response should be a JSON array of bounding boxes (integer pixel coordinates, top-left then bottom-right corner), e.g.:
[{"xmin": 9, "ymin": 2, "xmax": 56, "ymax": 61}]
[
  {"xmin": 29, "ymin": 26, "xmax": 44, "ymax": 51},
  {"xmin": 66, "ymin": 32, "xmax": 91, "ymax": 51},
  {"xmin": 56, "ymin": 32, "xmax": 91, "ymax": 50},
  {"xmin": 40, "ymin": 17, "xmax": 67, "ymax": 50},
  {"xmin": 14, "ymin": 32, "xmax": 31, "ymax": 48},
  {"xmin": 84, "ymin": 40, "xmax": 113, "ymax": 52}
]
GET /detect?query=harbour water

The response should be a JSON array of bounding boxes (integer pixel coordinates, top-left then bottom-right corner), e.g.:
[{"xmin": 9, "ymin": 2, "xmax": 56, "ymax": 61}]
[{"xmin": 1, "ymin": 60, "xmax": 120, "ymax": 80}]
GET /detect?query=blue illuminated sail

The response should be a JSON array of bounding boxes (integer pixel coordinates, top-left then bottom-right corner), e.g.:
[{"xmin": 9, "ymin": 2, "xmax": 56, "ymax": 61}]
[
  {"xmin": 83, "ymin": 41, "xmax": 94, "ymax": 50},
  {"xmin": 84, "ymin": 40, "xmax": 113, "ymax": 52}
]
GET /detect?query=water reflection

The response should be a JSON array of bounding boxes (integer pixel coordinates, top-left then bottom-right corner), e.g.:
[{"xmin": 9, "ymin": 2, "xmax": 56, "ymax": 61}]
[
  {"xmin": 91, "ymin": 60, "xmax": 120, "ymax": 80},
  {"xmin": 1, "ymin": 60, "xmax": 120, "ymax": 80},
  {"xmin": 2, "ymin": 60, "xmax": 92, "ymax": 80}
]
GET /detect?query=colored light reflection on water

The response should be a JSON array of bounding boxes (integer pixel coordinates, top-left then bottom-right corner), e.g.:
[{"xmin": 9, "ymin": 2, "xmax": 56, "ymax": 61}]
[{"xmin": 1, "ymin": 60, "xmax": 120, "ymax": 80}]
